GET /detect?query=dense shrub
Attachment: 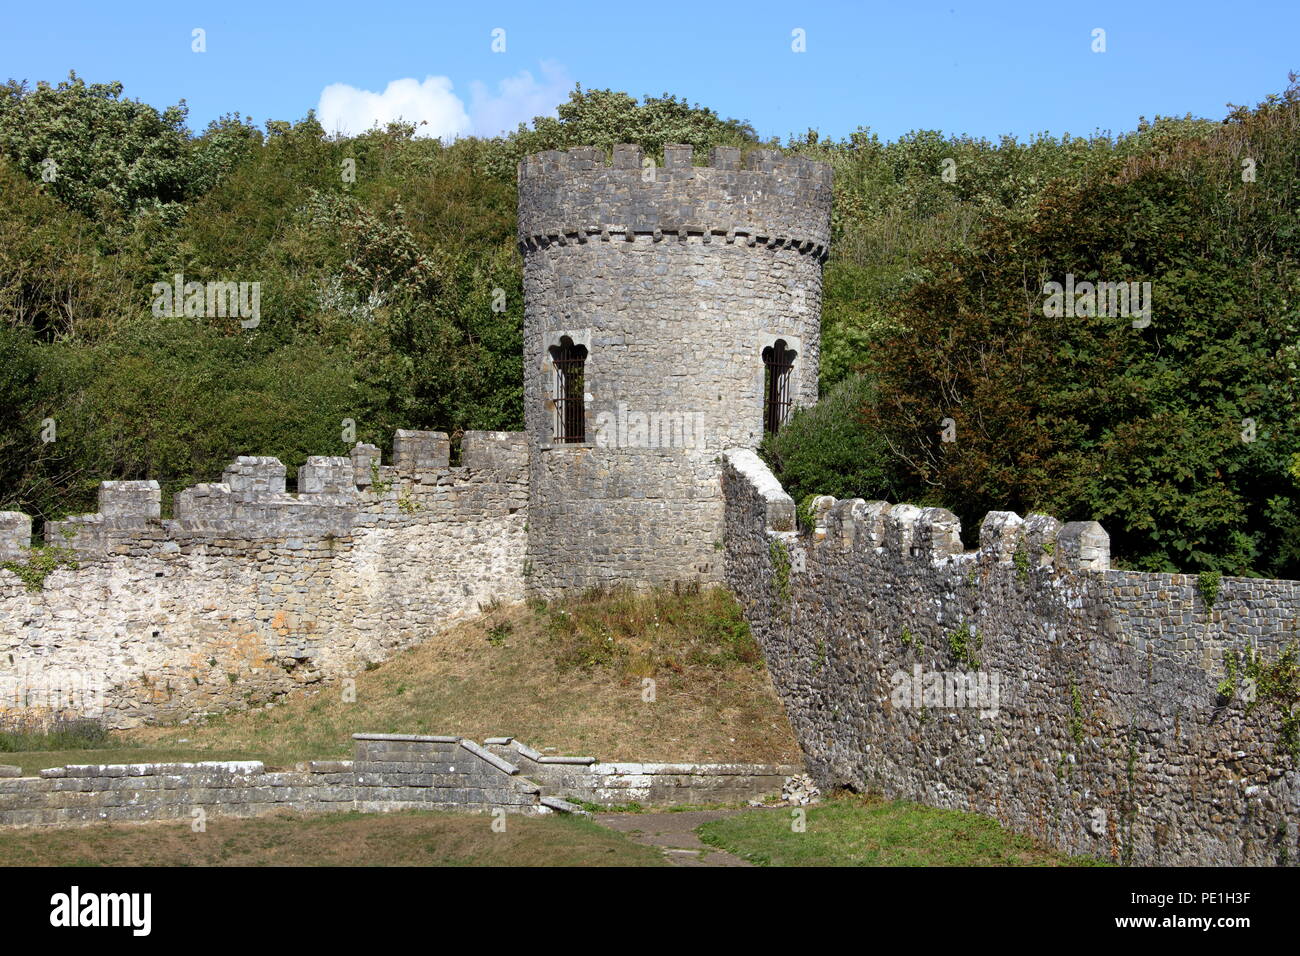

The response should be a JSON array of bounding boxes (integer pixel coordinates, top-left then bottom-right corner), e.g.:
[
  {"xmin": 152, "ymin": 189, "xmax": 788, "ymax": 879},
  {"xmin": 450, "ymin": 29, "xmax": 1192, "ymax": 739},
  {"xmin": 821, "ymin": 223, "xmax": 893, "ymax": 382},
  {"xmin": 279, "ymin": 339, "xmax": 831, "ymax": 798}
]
[{"xmin": 760, "ymin": 373, "xmax": 899, "ymax": 506}]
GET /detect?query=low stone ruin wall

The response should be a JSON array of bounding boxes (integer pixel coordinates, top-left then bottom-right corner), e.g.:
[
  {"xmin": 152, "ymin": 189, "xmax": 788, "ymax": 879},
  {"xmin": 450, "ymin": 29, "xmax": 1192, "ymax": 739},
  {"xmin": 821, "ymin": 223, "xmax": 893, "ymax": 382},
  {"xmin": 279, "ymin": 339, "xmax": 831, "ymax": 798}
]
[
  {"xmin": 0, "ymin": 760, "xmax": 354, "ymax": 828},
  {"xmin": 0, "ymin": 734, "xmax": 565, "ymax": 828},
  {"xmin": 485, "ymin": 737, "xmax": 800, "ymax": 806},
  {"xmin": 0, "ymin": 733, "xmax": 799, "ymax": 828}
]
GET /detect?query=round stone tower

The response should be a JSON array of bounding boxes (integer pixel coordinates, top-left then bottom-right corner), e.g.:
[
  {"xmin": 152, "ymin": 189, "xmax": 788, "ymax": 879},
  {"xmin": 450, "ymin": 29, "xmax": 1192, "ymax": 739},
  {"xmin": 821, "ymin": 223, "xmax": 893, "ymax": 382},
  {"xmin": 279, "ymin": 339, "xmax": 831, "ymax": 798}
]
[{"xmin": 517, "ymin": 143, "xmax": 832, "ymax": 594}]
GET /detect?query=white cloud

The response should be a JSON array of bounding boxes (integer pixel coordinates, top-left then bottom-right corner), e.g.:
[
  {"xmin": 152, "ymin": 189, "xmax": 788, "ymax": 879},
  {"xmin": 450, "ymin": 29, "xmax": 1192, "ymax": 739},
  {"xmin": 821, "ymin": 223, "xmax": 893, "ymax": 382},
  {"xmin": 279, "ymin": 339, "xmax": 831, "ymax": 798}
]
[
  {"xmin": 317, "ymin": 62, "xmax": 572, "ymax": 142},
  {"xmin": 317, "ymin": 76, "xmax": 471, "ymax": 141},
  {"xmin": 468, "ymin": 60, "xmax": 573, "ymax": 137}
]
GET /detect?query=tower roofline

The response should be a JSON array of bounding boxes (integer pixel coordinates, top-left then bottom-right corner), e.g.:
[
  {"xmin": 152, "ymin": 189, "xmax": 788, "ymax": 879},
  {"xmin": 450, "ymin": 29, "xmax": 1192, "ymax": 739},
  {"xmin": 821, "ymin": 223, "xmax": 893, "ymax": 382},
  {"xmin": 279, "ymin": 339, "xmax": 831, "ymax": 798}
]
[{"xmin": 516, "ymin": 144, "xmax": 833, "ymax": 258}]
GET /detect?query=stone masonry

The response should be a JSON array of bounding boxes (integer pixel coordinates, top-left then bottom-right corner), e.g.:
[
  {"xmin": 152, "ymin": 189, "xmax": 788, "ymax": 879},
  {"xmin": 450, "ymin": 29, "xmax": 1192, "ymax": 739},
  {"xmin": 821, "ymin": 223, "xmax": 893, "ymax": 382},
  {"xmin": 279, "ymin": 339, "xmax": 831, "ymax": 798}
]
[
  {"xmin": 721, "ymin": 448, "xmax": 1300, "ymax": 866},
  {"xmin": 519, "ymin": 145, "xmax": 832, "ymax": 594},
  {"xmin": 0, "ymin": 733, "xmax": 797, "ymax": 827},
  {"xmin": 0, "ymin": 431, "xmax": 528, "ymax": 728}
]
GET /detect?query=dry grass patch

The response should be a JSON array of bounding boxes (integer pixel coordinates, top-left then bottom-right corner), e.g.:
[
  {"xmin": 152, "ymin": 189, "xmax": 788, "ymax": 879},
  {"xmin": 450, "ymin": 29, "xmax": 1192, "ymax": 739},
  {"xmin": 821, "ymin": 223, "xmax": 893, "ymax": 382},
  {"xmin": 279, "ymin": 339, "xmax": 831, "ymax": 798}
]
[
  {"xmin": 0, "ymin": 810, "xmax": 668, "ymax": 867},
  {"xmin": 117, "ymin": 584, "xmax": 800, "ymax": 767}
]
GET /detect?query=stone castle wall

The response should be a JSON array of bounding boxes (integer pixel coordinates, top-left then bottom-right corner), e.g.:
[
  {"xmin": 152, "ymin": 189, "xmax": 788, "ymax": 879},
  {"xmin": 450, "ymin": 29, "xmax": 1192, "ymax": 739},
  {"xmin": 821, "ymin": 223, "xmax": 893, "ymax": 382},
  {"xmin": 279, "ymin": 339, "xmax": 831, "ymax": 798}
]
[
  {"xmin": 0, "ymin": 733, "xmax": 798, "ymax": 827},
  {"xmin": 721, "ymin": 449, "xmax": 1300, "ymax": 866},
  {"xmin": 0, "ymin": 431, "xmax": 528, "ymax": 728},
  {"xmin": 519, "ymin": 145, "xmax": 830, "ymax": 594}
]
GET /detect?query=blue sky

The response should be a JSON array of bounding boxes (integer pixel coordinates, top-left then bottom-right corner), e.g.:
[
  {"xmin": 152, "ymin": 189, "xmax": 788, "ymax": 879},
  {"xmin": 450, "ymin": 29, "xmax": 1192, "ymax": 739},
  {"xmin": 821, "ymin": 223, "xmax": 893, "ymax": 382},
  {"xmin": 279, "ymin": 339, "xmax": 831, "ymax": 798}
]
[{"xmin": 3, "ymin": 0, "xmax": 1296, "ymax": 143}]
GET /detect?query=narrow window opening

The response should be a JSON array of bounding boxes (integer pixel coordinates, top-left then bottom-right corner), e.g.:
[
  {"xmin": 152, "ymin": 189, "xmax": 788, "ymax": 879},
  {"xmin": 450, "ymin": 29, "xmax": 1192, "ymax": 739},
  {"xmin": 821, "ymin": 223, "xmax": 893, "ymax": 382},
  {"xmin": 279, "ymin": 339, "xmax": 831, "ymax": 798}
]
[
  {"xmin": 550, "ymin": 336, "xmax": 588, "ymax": 443},
  {"xmin": 762, "ymin": 339, "xmax": 796, "ymax": 435}
]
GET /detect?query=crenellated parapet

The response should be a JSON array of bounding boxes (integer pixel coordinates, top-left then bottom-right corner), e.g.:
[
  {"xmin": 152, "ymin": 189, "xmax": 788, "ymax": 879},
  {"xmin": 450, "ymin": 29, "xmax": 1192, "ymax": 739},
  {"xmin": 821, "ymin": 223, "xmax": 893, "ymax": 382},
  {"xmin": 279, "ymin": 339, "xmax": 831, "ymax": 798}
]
[
  {"xmin": 723, "ymin": 447, "xmax": 1111, "ymax": 574},
  {"xmin": 516, "ymin": 144, "xmax": 833, "ymax": 259},
  {"xmin": 170, "ymin": 456, "xmax": 358, "ymax": 538},
  {"xmin": 806, "ymin": 497, "xmax": 1108, "ymax": 572},
  {"xmin": 1, "ymin": 429, "xmax": 530, "ymax": 560},
  {"xmin": 0, "ymin": 429, "xmax": 532, "ymax": 730}
]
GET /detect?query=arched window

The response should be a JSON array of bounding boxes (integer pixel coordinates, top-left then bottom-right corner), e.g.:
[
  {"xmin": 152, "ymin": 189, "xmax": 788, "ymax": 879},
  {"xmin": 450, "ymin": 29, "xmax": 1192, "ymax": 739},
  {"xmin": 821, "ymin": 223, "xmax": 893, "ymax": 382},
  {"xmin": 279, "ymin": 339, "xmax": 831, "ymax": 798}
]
[
  {"xmin": 762, "ymin": 339, "xmax": 796, "ymax": 435},
  {"xmin": 550, "ymin": 336, "xmax": 588, "ymax": 443}
]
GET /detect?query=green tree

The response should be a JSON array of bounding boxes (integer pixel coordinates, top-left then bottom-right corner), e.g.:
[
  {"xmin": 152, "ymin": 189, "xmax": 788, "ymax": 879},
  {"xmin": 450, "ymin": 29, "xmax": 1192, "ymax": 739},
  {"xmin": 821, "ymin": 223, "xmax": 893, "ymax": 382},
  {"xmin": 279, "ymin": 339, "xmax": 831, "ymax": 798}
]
[
  {"xmin": 861, "ymin": 79, "xmax": 1300, "ymax": 575},
  {"xmin": 760, "ymin": 373, "xmax": 899, "ymax": 506},
  {"xmin": 483, "ymin": 85, "xmax": 760, "ymax": 178},
  {"xmin": 0, "ymin": 72, "xmax": 196, "ymax": 222}
]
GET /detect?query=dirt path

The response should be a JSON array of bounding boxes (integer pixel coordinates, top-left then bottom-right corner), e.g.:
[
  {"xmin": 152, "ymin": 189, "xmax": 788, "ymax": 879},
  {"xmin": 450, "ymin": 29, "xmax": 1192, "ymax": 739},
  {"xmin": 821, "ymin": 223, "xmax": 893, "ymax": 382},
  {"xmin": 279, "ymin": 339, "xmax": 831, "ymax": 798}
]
[{"xmin": 595, "ymin": 808, "xmax": 771, "ymax": 867}]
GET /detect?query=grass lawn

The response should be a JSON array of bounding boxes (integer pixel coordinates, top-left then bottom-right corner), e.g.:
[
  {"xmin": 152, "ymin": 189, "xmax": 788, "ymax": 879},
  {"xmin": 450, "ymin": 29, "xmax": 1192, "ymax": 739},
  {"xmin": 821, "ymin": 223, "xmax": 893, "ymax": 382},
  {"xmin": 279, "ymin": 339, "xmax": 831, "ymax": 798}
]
[
  {"xmin": 2, "ymin": 585, "xmax": 800, "ymax": 774},
  {"xmin": 0, "ymin": 809, "xmax": 669, "ymax": 867},
  {"xmin": 697, "ymin": 793, "xmax": 1110, "ymax": 866}
]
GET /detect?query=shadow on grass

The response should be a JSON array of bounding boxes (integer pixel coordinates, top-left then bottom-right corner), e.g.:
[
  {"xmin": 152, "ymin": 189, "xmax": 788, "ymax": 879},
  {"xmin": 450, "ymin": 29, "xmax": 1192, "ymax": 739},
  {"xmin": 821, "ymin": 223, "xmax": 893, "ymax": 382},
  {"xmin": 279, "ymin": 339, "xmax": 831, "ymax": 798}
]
[{"xmin": 697, "ymin": 792, "xmax": 1111, "ymax": 867}]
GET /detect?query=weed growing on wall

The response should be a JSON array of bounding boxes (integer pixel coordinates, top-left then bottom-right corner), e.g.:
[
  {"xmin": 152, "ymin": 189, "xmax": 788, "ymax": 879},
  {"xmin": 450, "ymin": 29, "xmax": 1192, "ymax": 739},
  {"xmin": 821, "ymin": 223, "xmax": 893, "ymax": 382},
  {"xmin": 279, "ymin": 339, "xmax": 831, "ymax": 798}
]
[
  {"xmin": 1013, "ymin": 545, "xmax": 1031, "ymax": 582},
  {"xmin": 945, "ymin": 623, "xmax": 981, "ymax": 669},
  {"xmin": 1214, "ymin": 641, "xmax": 1300, "ymax": 759},
  {"xmin": 1, "ymin": 543, "xmax": 78, "ymax": 591},
  {"xmin": 1197, "ymin": 570, "xmax": 1222, "ymax": 608},
  {"xmin": 369, "ymin": 461, "xmax": 394, "ymax": 494},
  {"xmin": 1242, "ymin": 642, "xmax": 1300, "ymax": 760},
  {"xmin": 796, "ymin": 495, "xmax": 820, "ymax": 534},
  {"xmin": 1120, "ymin": 732, "xmax": 1139, "ymax": 866},
  {"xmin": 1218, "ymin": 649, "xmax": 1241, "ymax": 701},
  {"xmin": 1069, "ymin": 683, "xmax": 1086, "ymax": 747}
]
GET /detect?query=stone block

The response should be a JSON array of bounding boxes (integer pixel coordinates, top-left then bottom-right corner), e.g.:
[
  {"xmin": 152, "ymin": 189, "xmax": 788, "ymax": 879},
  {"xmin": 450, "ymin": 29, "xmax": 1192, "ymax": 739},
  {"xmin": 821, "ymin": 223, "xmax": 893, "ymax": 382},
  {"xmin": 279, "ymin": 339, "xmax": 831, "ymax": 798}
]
[
  {"xmin": 298, "ymin": 457, "xmax": 356, "ymax": 496},
  {"xmin": 222, "ymin": 457, "xmax": 287, "ymax": 496},
  {"xmin": 612, "ymin": 143, "xmax": 644, "ymax": 170},
  {"xmin": 98, "ymin": 480, "xmax": 161, "ymax": 521},
  {"xmin": 1021, "ymin": 513, "xmax": 1064, "ymax": 569},
  {"xmin": 916, "ymin": 507, "xmax": 963, "ymax": 559},
  {"xmin": 1057, "ymin": 521, "xmax": 1110, "ymax": 571},
  {"xmin": 978, "ymin": 511, "xmax": 1024, "ymax": 562},
  {"xmin": 350, "ymin": 443, "xmax": 381, "ymax": 487},
  {"xmin": 392, "ymin": 430, "xmax": 450, "ymax": 473},
  {"xmin": 0, "ymin": 513, "xmax": 32, "ymax": 563},
  {"xmin": 663, "ymin": 144, "xmax": 694, "ymax": 169}
]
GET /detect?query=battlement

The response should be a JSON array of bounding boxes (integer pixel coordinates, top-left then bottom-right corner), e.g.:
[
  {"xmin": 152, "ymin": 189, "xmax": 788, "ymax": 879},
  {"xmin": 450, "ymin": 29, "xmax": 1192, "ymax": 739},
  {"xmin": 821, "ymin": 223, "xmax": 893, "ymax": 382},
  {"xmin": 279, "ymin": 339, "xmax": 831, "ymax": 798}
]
[
  {"xmin": 813, "ymin": 497, "xmax": 1108, "ymax": 571},
  {"xmin": 0, "ymin": 429, "xmax": 529, "ymax": 559},
  {"xmin": 516, "ymin": 144, "xmax": 833, "ymax": 258},
  {"xmin": 723, "ymin": 448, "xmax": 1110, "ymax": 572},
  {"xmin": 0, "ymin": 429, "xmax": 532, "ymax": 730}
]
